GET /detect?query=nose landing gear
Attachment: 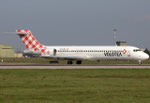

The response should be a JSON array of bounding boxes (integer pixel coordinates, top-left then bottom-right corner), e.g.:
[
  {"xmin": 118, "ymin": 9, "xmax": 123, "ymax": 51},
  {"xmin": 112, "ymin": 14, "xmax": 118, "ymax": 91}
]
[{"xmin": 138, "ymin": 60, "xmax": 142, "ymax": 65}]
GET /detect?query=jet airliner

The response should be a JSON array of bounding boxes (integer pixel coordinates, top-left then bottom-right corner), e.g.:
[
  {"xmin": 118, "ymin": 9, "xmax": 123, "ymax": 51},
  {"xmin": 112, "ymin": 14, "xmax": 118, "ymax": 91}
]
[{"xmin": 16, "ymin": 30, "xmax": 149, "ymax": 64}]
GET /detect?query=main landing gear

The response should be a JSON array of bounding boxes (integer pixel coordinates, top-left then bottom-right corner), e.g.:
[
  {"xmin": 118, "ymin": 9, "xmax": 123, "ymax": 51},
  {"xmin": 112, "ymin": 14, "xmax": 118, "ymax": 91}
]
[
  {"xmin": 76, "ymin": 60, "xmax": 82, "ymax": 64},
  {"xmin": 67, "ymin": 61, "xmax": 73, "ymax": 64},
  {"xmin": 67, "ymin": 60, "xmax": 82, "ymax": 64}
]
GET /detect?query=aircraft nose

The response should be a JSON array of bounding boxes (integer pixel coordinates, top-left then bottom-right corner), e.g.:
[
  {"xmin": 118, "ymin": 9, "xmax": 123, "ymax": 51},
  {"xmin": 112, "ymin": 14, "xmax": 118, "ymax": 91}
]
[{"xmin": 143, "ymin": 53, "xmax": 149, "ymax": 60}]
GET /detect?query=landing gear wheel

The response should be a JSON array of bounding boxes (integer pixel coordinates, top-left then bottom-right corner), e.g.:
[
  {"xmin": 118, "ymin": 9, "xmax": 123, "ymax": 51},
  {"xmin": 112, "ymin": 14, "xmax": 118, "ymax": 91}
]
[
  {"xmin": 67, "ymin": 61, "xmax": 73, "ymax": 64},
  {"xmin": 138, "ymin": 60, "xmax": 142, "ymax": 65},
  {"xmin": 76, "ymin": 60, "xmax": 82, "ymax": 64}
]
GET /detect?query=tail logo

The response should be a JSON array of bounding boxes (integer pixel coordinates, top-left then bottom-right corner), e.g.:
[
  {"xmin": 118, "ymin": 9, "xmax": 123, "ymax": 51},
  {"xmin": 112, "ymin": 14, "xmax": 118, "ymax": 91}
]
[
  {"xmin": 17, "ymin": 30, "xmax": 50, "ymax": 55},
  {"xmin": 122, "ymin": 49, "xmax": 127, "ymax": 54},
  {"xmin": 17, "ymin": 30, "xmax": 43, "ymax": 50}
]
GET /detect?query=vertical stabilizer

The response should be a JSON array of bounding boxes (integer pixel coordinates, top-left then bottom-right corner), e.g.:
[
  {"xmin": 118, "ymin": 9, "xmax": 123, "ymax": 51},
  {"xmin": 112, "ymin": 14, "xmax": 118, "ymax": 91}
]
[{"xmin": 16, "ymin": 30, "xmax": 44, "ymax": 51}]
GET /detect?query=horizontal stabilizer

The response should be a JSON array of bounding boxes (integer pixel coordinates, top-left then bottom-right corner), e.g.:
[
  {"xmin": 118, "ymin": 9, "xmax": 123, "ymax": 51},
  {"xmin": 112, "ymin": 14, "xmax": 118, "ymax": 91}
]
[{"xmin": 16, "ymin": 30, "xmax": 30, "ymax": 35}]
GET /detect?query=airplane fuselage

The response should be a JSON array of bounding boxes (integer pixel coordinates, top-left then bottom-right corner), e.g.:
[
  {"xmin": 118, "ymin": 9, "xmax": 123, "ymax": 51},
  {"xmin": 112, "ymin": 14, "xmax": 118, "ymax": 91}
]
[
  {"xmin": 41, "ymin": 46, "xmax": 149, "ymax": 61},
  {"xmin": 16, "ymin": 30, "xmax": 149, "ymax": 64}
]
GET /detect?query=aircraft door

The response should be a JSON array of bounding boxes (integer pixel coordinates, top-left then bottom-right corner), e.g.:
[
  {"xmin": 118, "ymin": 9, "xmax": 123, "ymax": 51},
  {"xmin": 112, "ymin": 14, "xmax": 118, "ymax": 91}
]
[
  {"xmin": 54, "ymin": 49, "xmax": 57, "ymax": 56},
  {"xmin": 127, "ymin": 50, "xmax": 131, "ymax": 57}
]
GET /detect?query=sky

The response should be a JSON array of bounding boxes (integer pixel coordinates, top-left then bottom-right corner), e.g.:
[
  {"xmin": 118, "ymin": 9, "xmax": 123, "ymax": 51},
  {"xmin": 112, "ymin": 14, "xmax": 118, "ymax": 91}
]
[{"xmin": 0, "ymin": 0, "xmax": 150, "ymax": 51}]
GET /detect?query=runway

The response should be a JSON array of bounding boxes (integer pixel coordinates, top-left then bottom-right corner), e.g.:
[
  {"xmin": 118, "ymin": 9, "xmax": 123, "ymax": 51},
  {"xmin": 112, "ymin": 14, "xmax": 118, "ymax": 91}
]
[{"xmin": 0, "ymin": 64, "xmax": 150, "ymax": 69}]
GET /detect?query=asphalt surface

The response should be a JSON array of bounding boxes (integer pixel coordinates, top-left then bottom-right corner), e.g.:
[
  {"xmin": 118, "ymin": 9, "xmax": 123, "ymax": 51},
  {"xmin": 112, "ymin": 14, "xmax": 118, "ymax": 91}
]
[{"xmin": 0, "ymin": 63, "xmax": 150, "ymax": 69}]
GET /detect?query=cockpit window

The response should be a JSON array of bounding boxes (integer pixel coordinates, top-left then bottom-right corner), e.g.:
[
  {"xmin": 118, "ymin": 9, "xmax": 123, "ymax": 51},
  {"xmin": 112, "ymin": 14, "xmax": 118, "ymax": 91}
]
[{"xmin": 133, "ymin": 49, "xmax": 142, "ymax": 52}]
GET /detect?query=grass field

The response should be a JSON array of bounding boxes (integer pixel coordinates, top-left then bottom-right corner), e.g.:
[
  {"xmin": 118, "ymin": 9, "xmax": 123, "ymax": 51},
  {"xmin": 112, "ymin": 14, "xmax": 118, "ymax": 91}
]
[{"xmin": 0, "ymin": 69, "xmax": 150, "ymax": 103}]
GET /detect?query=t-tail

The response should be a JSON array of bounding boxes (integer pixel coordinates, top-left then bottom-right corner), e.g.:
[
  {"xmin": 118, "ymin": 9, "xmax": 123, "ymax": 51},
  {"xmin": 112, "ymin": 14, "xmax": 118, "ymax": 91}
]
[
  {"xmin": 16, "ymin": 30, "xmax": 44, "ymax": 50},
  {"xmin": 16, "ymin": 30, "xmax": 49, "ymax": 55}
]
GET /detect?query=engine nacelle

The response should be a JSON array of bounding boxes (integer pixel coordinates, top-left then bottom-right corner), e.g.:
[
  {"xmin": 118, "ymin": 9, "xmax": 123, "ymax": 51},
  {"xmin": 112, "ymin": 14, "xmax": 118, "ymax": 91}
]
[
  {"xmin": 24, "ymin": 48, "xmax": 57, "ymax": 57},
  {"xmin": 24, "ymin": 49, "xmax": 40, "ymax": 55},
  {"xmin": 40, "ymin": 48, "xmax": 57, "ymax": 57},
  {"xmin": 23, "ymin": 49, "xmax": 41, "ymax": 57}
]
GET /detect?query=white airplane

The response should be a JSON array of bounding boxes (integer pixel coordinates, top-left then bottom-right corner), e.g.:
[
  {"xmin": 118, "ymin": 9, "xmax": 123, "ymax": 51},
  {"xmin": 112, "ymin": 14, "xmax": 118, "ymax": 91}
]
[{"xmin": 16, "ymin": 30, "xmax": 149, "ymax": 64}]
